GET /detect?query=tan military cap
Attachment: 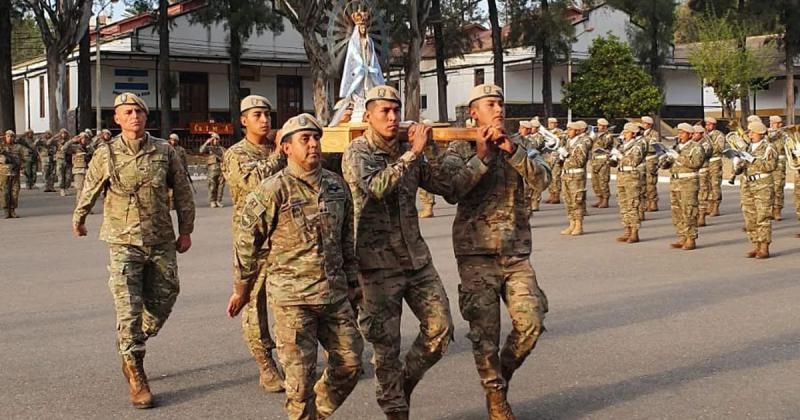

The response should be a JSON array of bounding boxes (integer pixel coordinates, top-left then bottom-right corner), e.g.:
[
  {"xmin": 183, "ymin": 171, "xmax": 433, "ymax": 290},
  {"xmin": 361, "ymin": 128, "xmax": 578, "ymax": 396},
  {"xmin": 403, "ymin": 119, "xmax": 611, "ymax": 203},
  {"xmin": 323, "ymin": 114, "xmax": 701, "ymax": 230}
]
[
  {"xmin": 704, "ymin": 117, "xmax": 717, "ymax": 124},
  {"xmin": 468, "ymin": 84, "xmax": 504, "ymax": 106},
  {"xmin": 59, "ymin": 128, "xmax": 69, "ymax": 134},
  {"xmin": 676, "ymin": 123, "xmax": 694, "ymax": 133},
  {"xmin": 748, "ymin": 121, "xmax": 767, "ymax": 134},
  {"xmin": 84, "ymin": 129, "xmax": 93, "ymax": 136},
  {"xmin": 519, "ymin": 120, "xmax": 532, "ymax": 129},
  {"xmin": 693, "ymin": 125, "xmax": 705, "ymax": 134},
  {"xmin": 240, "ymin": 95, "xmax": 272, "ymax": 113},
  {"xmin": 547, "ymin": 117, "xmax": 558, "ymax": 124},
  {"xmin": 210, "ymin": 132, "xmax": 220, "ymax": 139},
  {"xmin": 366, "ymin": 85, "xmax": 402, "ymax": 106},
  {"xmin": 169, "ymin": 133, "xmax": 179, "ymax": 141},
  {"xmin": 746, "ymin": 115, "xmax": 761, "ymax": 123},
  {"xmin": 78, "ymin": 132, "xmax": 91, "ymax": 139},
  {"xmin": 25, "ymin": 129, "xmax": 33, "ymax": 134},
  {"xmin": 114, "ymin": 92, "xmax": 149, "ymax": 114},
  {"xmin": 280, "ymin": 113, "xmax": 323, "ymax": 143},
  {"xmin": 576, "ymin": 120, "xmax": 588, "ymax": 130},
  {"xmin": 566, "ymin": 121, "xmax": 581, "ymax": 130},
  {"xmin": 334, "ymin": 98, "xmax": 353, "ymax": 111},
  {"xmin": 769, "ymin": 115, "xmax": 783, "ymax": 123},
  {"xmin": 4, "ymin": 130, "xmax": 14, "ymax": 136},
  {"xmin": 622, "ymin": 122, "xmax": 640, "ymax": 133},
  {"xmin": 641, "ymin": 116, "xmax": 654, "ymax": 125},
  {"xmin": 597, "ymin": 118, "xmax": 609, "ymax": 126},
  {"xmin": 101, "ymin": 129, "xmax": 111, "ymax": 136},
  {"xmin": 530, "ymin": 119, "xmax": 541, "ymax": 128}
]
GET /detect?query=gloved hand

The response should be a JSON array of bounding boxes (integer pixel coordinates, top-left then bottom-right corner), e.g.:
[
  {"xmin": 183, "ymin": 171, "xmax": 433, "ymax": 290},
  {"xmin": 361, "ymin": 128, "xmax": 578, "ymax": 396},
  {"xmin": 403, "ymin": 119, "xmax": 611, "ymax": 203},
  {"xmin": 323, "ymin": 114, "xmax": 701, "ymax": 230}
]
[
  {"xmin": 610, "ymin": 148, "xmax": 623, "ymax": 160},
  {"xmin": 740, "ymin": 151, "xmax": 755, "ymax": 163},
  {"xmin": 558, "ymin": 147, "xmax": 569, "ymax": 159},
  {"xmin": 666, "ymin": 149, "xmax": 679, "ymax": 159},
  {"xmin": 732, "ymin": 156, "xmax": 741, "ymax": 168}
]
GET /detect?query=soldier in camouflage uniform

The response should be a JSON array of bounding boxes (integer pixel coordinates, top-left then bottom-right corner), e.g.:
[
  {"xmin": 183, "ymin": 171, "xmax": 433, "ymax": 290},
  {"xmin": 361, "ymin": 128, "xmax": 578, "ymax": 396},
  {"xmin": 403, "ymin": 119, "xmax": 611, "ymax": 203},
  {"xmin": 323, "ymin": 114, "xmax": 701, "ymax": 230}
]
[
  {"xmin": 1, "ymin": 130, "xmax": 25, "ymax": 218},
  {"xmin": 72, "ymin": 92, "xmax": 195, "ymax": 409},
  {"xmin": 92, "ymin": 129, "xmax": 113, "ymax": 149},
  {"xmin": 590, "ymin": 118, "xmax": 615, "ymax": 208},
  {"xmin": 56, "ymin": 128, "xmax": 72, "ymax": 196},
  {"xmin": 693, "ymin": 125, "xmax": 712, "ymax": 227},
  {"xmin": 557, "ymin": 121, "xmax": 590, "ymax": 236},
  {"xmin": 610, "ymin": 123, "xmax": 644, "ymax": 243},
  {"xmin": 525, "ymin": 119, "xmax": 546, "ymax": 211},
  {"xmin": 230, "ymin": 114, "xmax": 363, "ymax": 420},
  {"xmin": 641, "ymin": 116, "xmax": 661, "ymax": 212},
  {"xmin": 704, "ymin": 117, "xmax": 725, "ymax": 216},
  {"xmin": 734, "ymin": 121, "xmax": 778, "ymax": 258},
  {"xmin": 18, "ymin": 129, "xmax": 38, "ymax": 189},
  {"xmin": 34, "ymin": 131, "xmax": 57, "ymax": 192},
  {"xmin": 660, "ymin": 123, "xmax": 704, "ymax": 250},
  {"xmin": 167, "ymin": 133, "xmax": 188, "ymax": 172},
  {"xmin": 767, "ymin": 115, "xmax": 788, "ymax": 221},
  {"xmin": 634, "ymin": 124, "xmax": 648, "ymax": 221},
  {"xmin": 200, "ymin": 133, "xmax": 226, "ymax": 207},
  {"xmin": 222, "ymin": 95, "xmax": 286, "ymax": 394},
  {"xmin": 443, "ymin": 84, "xmax": 550, "ymax": 420},
  {"xmin": 544, "ymin": 117, "xmax": 563, "ymax": 204},
  {"xmin": 62, "ymin": 132, "xmax": 94, "ymax": 203},
  {"xmin": 342, "ymin": 85, "xmax": 460, "ymax": 420}
]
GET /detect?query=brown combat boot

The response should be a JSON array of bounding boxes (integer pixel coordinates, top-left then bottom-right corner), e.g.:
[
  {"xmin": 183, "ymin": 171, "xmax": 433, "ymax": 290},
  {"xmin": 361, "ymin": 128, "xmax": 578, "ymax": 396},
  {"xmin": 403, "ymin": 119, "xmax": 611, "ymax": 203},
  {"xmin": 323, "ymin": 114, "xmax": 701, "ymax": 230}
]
[
  {"xmin": 256, "ymin": 352, "xmax": 284, "ymax": 393},
  {"xmin": 530, "ymin": 200, "xmax": 540, "ymax": 212},
  {"xmin": 746, "ymin": 243, "xmax": 759, "ymax": 258},
  {"xmin": 560, "ymin": 220, "xmax": 575, "ymax": 235},
  {"xmin": 670, "ymin": 238, "xmax": 685, "ymax": 249},
  {"xmin": 647, "ymin": 201, "xmax": 659, "ymax": 212},
  {"xmin": 710, "ymin": 201, "xmax": 720, "ymax": 216},
  {"xmin": 121, "ymin": 352, "xmax": 153, "ymax": 409},
  {"xmin": 4, "ymin": 209, "xmax": 11, "ymax": 219},
  {"xmin": 626, "ymin": 228, "xmax": 640, "ymax": 243},
  {"xmin": 486, "ymin": 389, "xmax": 516, "ymax": 420},
  {"xmin": 591, "ymin": 198, "xmax": 601, "ymax": 208},
  {"xmin": 9, "ymin": 209, "xmax": 18, "ymax": 218},
  {"xmin": 616, "ymin": 227, "xmax": 631, "ymax": 242},
  {"xmin": 682, "ymin": 237, "xmax": 696, "ymax": 250},
  {"xmin": 698, "ymin": 212, "xmax": 707, "ymax": 227},
  {"xmin": 772, "ymin": 208, "xmax": 782, "ymax": 221},
  {"xmin": 598, "ymin": 196, "xmax": 609, "ymax": 208},
  {"xmin": 570, "ymin": 219, "xmax": 584, "ymax": 236},
  {"xmin": 385, "ymin": 411, "xmax": 409, "ymax": 420},
  {"xmin": 418, "ymin": 205, "xmax": 434, "ymax": 218},
  {"xmin": 756, "ymin": 242, "xmax": 770, "ymax": 259}
]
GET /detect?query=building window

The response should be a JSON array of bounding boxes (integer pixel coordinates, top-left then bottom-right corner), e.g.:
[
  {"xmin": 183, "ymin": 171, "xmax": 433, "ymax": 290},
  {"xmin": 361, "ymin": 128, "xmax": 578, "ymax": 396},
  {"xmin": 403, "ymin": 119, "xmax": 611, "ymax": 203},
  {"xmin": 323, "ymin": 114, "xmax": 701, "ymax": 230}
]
[
  {"xmin": 421, "ymin": 94, "xmax": 428, "ymax": 110},
  {"xmin": 39, "ymin": 75, "xmax": 45, "ymax": 118},
  {"xmin": 474, "ymin": 68, "xmax": 485, "ymax": 86}
]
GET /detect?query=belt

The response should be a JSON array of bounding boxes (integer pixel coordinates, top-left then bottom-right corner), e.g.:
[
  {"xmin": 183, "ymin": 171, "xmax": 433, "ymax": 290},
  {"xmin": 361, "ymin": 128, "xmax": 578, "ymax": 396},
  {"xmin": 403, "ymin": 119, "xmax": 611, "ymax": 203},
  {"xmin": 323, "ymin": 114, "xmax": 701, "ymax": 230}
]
[
  {"xmin": 645, "ymin": 155, "xmax": 658, "ymax": 160},
  {"xmin": 593, "ymin": 155, "xmax": 608, "ymax": 160},
  {"xmin": 671, "ymin": 172, "xmax": 698, "ymax": 179},
  {"xmin": 563, "ymin": 168, "xmax": 585, "ymax": 174},
  {"xmin": 619, "ymin": 166, "xmax": 638, "ymax": 172},
  {"xmin": 778, "ymin": 155, "xmax": 786, "ymax": 160},
  {"xmin": 699, "ymin": 168, "xmax": 709, "ymax": 173},
  {"xmin": 709, "ymin": 156, "xmax": 722, "ymax": 162},
  {"xmin": 746, "ymin": 173, "xmax": 772, "ymax": 181}
]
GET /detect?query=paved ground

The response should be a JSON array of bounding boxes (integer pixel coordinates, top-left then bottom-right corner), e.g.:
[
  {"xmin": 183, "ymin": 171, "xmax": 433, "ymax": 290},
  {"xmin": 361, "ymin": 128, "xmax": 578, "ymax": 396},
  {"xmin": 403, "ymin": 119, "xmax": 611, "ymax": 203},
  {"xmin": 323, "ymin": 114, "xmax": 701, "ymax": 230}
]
[{"xmin": 1, "ymin": 179, "xmax": 799, "ymax": 420}]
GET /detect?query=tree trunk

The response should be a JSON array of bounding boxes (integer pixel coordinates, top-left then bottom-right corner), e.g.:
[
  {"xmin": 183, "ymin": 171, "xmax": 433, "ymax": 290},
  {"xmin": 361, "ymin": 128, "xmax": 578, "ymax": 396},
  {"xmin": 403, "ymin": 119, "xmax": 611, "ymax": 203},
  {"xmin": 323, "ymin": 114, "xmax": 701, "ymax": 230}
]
[
  {"xmin": 431, "ymin": 0, "xmax": 448, "ymax": 122},
  {"xmin": 404, "ymin": 0, "xmax": 422, "ymax": 121},
  {"xmin": 487, "ymin": 0, "xmax": 504, "ymax": 88},
  {"xmin": 46, "ymin": 49, "xmax": 67, "ymax": 131},
  {"xmin": 229, "ymin": 18, "xmax": 243, "ymax": 138},
  {"xmin": 301, "ymin": 30, "xmax": 330, "ymax": 123},
  {"xmin": 0, "ymin": 0, "xmax": 14, "ymax": 131},
  {"xmin": 159, "ymin": 0, "xmax": 171, "ymax": 138},
  {"xmin": 78, "ymin": 26, "xmax": 91, "ymax": 131},
  {"xmin": 736, "ymin": 0, "xmax": 750, "ymax": 125},
  {"xmin": 541, "ymin": 0, "xmax": 553, "ymax": 117},
  {"xmin": 787, "ymin": 42, "xmax": 795, "ymax": 125}
]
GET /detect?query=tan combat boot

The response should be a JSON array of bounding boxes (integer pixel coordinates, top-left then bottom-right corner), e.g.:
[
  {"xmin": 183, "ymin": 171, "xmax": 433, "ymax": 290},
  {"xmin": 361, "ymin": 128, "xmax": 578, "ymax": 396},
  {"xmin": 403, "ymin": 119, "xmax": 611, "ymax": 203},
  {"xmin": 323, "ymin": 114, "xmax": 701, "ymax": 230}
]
[
  {"xmin": 746, "ymin": 243, "xmax": 759, "ymax": 258},
  {"xmin": 59, "ymin": 188, "xmax": 67, "ymax": 196},
  {"xmin": 256, "ymin": 352, "xmax": 285, "ymax": 393},
  {"xmin": 571, "ymin": 219, "xmax": 584, "ymax": 236},
  {"xmin": 591, "ymin": 198, "xmax": 601, "ymax": 208},
  {"xmin": 616, "ymin": 227, "xmax": 631, "ymax": 242},
  {"xmin": 121, "ymin": 352, "xmax": 153, "ymax": 409},
  {"xmin": 4, "ymin": 209, "xmax": 11, "ymax": 219},
  {"xmin": 626, "ymin": 228, "xmax": 640, "ymax": 243},
  {"xmin": 418, "ymin": 205, "xmax": 434, "ymax": 218},
  {"xmin": 772, "ymin": 208, "xmax": 782, "ymax": 221},
  {"xmin": 647, "ymin": 201, "xmax": 659, "ymax": 212},
  {"xmin": 9, "ymin": 209, "xmax": 18, "ymax": 218},
  {"xmin": 670, "ymin": 238, "xmax": 685, "ymax": 249},
  {"xmin": 486, "ymin": 389, "xmax": 516, "ymax": 420},
  {"xmin": 698, "ymin": 212, "xmax": 707, "ymax": 227},
  {"xmin": 756, "ymin": 242, "xmax": 770, "ymax": 259},
  {"xmin": 598, "ymin": 196, "xmax": 609, "ymax": 208},
  {"xmin": 710, "ymin": 201, "xmax": 720, "ymax": 216},
  {"xmin": 530, "ymin": 200, "xmax": 540, "ymax": 212},
  {"xmin": 682, "ymin": 237, "xmax": 696, "ymax": 250},
  {"xmin": 560, "ymin": 220, "xmax": 575, "ymax": 235}
]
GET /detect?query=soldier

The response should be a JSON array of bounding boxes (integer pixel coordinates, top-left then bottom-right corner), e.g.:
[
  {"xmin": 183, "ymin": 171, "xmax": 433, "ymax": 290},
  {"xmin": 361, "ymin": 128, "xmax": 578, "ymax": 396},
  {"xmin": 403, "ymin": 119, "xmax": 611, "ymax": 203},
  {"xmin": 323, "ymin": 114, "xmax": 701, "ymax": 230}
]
[
  {"xmin": 342, "ymin": 85, "xmax": 458, "ymax": 420},
  {"xmin": 18, "ymin": 129, "xmax": 38, "ymax": 189},
  {"xmin": 229, "ymin": 114, "xmax": 363, "ymax": 420},
  {"xmin": 610, "ymin": 123, "xmax": 644, "ymax": 243},
  {"xmin": 221, "ymin": 95, "xmax": 285, "ymax": 394},
  {"xmin": 1, "ymin": 130, "xmax": 25, "ymax": 218},
  {"xmin": 767, "ymin": 115, "xmax": 788, "ymax": 221},
  {"xmin": 55, "ymin": 128, "xmax": 72, "ymax": 196},
  {"xmin": 704, "ymin": 117, "xmax": 725, "ymax": 216},
  {"xmin": 590, "ymin": 118, "xmax": 615, "ymax": 208},
  {"xmin": 641, "ymin": 116, "xmax": 661, "ymax": 212},
  {"xmin": 517, "ymin": 120, "xmax": 532, "ymax": 138},
  {"xmin": 526, "ymin": 118, "xmax": 546, "ymax": 211},
  {"xmin": 92, "ymin": 128, "xmax": 113, "ymax": 149},
  {"xmin": 558, "ymin": 121, "xmax": 590, "ymax": 235},
  {"xmin": 167, "ymin": 133, "xmax": 189, "ymax": 173},
  {"xmin": 200, "ymin": 132, "xmax": 226, "ymax": 207},
  {"xmin": 544, "ymin": 117, "xmax": 563, "ymax": 204},
  {"xmin": 693, "ymin": 125, "xmax": 712, "ymax": 227},
  {"xmin": 635, "ymin": 123, "xmax": 648, "ymax": 221},
  {"xmin": 661, "ymin": 123, "xmax": 704, "ymax": 250},
  {"xmin": 442, "ymin": 84, "xmax": 550, "ymax": 420},
  {"xmin": 34, "ymin": 130, "xmax": 57, "ymax": 192},
  {"xmin": 72, "ymin": 93, "xmax": 195, "ymax": 409},
  {"xmin": 733, "ymin": 121, "xmax": 779, "ymax": 258},
  {"xmin": 62, "ymin": 132, "xmax": 94, "ymax": 202},
  {"xmin": 786, "ymin": 133, "xmax": 800, "ymax": 238}
]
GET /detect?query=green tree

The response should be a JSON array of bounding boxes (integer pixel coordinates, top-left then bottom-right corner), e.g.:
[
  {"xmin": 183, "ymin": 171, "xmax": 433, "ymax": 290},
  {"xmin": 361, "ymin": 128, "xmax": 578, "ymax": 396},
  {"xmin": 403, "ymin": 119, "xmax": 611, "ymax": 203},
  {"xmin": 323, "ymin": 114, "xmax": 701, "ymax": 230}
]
[
  {"xmin": 764, "ymin": 0, "xmax": 800, "ymax": 124},
  {"xmin": 562, "ymin": 35, "xmax": 663, "ymax": 118},
  {"xmin": 124, "ymin": 0, "xmax": 154, "ymax": 17}
]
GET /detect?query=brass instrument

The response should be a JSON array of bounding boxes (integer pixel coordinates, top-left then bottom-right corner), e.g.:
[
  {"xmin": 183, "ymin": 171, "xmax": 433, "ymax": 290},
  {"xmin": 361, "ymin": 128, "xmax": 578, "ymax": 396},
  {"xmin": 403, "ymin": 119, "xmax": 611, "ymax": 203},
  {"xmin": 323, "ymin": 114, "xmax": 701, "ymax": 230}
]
[
  {"xmin": 784, "ymin": 128, "xmax": 800, "ymax": 171},
  {"xmin": 724, "ymin": 124, "xmax": 748, "ymax": 184},
  {"xmin": 539, "ymin": 126, "xmax": 562, "ymax": 151}
]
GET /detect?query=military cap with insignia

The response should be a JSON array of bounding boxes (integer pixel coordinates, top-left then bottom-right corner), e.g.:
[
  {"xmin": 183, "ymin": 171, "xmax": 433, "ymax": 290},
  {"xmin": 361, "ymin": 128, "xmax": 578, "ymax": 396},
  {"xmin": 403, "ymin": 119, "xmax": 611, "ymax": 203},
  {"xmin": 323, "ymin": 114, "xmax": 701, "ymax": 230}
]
[
  {"xmin": 240, "ymin": 95, "xmax": 273, "ymax": 113},
  {"xmin": 547, "ymin": 117, "xmax": 558, "ymax": 124},
  {"xmin": 622, "ymin": 122, "xmax": 640, "ymax": 133},
  {"xmin": 468, "ymin": 84, "xmax": 504, "ymax": 107},
  {"xmin": 748, "ymin": 121, "xmax": 767, "ymax": 134},
  {"xmin": 597, "ymin": 118, "xmax": 609, "ymax": 126},
  {"xmin": 746, "ymin": 115, "xmax": 761, "ymax": 124},
  {"xmin": 114, "ymin": 92, "xmax": 149, "ymax": 114},
  {"xmin": 280, "ymin": 113, "xmax": 323, "ymax": 143},
  {"xmin": 519, "ymin": 120, "xmax": 532, "ymax": 129},
  {"xmin": 693, "ymin": 125, "xmax": 705, "ymax": 134},
  {"xmin": 704, "ymin": 116, "xmax": 717, "ymax": 124},
  {"xmin": 676, "ymin": 123, "xmax": 694, "ymax": 133},
  {"xmin": 365, "ymin": 85, "xmax": 402, "ymax": 106},
  {"xmin": 530, "ymin": 118, "xmax": 541, "ymax": 128},
  {"xmin": 769, "ymin": 115, "xmax": 783, "ymax": 123},
  {"xmin": 566, "ymin": 121, "xmax": 581, "ymax": 130},
  {"xmin": 641, "ymin": 116, "xmax": 654, "ymax": 125}
]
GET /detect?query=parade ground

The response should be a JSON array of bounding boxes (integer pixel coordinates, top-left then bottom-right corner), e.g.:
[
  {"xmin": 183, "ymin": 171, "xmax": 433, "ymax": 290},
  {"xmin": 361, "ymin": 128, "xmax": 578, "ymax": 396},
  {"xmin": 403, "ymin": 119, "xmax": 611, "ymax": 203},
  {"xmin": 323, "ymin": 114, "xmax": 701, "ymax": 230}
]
[{"xmin": 2, "ymin": 181, "xmax": 799, "ymax": 420}]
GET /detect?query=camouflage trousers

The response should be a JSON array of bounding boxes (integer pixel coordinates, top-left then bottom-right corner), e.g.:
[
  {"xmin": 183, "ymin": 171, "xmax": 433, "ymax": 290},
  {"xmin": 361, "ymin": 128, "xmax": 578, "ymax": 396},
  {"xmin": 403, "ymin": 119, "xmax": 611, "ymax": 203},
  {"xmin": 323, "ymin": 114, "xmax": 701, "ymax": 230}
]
[
  {"xmin": 669, "ymin": 177, "xmax": 699, "ymax": 240},
  {"xmin": 107, "ymin": 242, "xmax": 180, "ymax": 355},
  {"xmin": 57, "ymin": 159, "xmax": 72, "ymax": 189},
  {"xmin": 546, "ymin": 155, "xmax": 562, "ymax": 196},
  {"xmin": 358, "ymin": 262, "xmax": 454, "ymax": 414},
  {"xmin": 638, "ymin": 165, "xmax": 647, "ymax": 219},
  {"xmin": 455, "ymin": 254, "xmax": 547, "ymax": 392},
  {"xmin": 273, "ymin": 299, "xmax": 363, "ymax": 420},
  {"xmin": 772, "ymin": 161, "xmax": 786, "ymax": 210},
  {"xmin": 616, "ymin": 172, "xmax": 641, "ymax": 229},
  {"xmin": 242, "ymin": 259, "xmax": 276, "ymax": 364},
  {"xmin": 645, "ymin": 156, "xmax": 660, "ymax": 207},
  {"xmin": 698, "ymin": 168, "xmax": 711, "ymax": 216},
  {"xmin": 0, "ymin": 173, "xmax": 20, "ymax": 209},
  {"xmin": 207, "ymin": 169, "xmax": 225, "ymax": 204},
  {"xmin": 590, "ymin": 158, "xmax": 611, "ymax": 199},
  {"xmin": 709, "ymin": 159, "xmax": 723, "ymax": 205},
  {"xmin": 562, "ymin": 173, "xmax": 586, "ymax": 220},
  {"xmin": 73, "ymin": 172, "xmax": 85, "ymax": 204},
  {"xmin": 24, "ymin": 159, "xmax": 37, "ymax": 189},
  {"xmin": 795, "ymin": 170, "xmax": 800, "ymax": 221},
  {"xmin": 42, "ymin": 159, "xmax": 56, "ymax": 190},
  {"xmin": 418, "ymin": 189, "xmax": 435, "ymax": 207},
  {"xmin": 741, "ymin": 177, "xmax": 774, "ymax": 245}
]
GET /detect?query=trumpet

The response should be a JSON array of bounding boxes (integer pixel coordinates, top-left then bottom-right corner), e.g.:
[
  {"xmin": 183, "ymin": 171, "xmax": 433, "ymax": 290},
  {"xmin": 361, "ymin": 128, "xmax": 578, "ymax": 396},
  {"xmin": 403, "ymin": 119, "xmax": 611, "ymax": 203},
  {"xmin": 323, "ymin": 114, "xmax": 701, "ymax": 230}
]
[
  {"xmin": 785, "ymin": 131, "xmax": 800, "ymax": 171},
  {"xmin": 539, "ymin": 126, "xmax": 562, "ymax": 151}
]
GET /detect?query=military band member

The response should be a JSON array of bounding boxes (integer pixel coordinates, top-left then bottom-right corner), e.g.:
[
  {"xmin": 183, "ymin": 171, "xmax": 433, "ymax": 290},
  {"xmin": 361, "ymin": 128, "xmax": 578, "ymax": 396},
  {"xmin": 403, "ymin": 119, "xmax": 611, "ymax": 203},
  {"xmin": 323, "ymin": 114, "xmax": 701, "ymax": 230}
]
[
  {"xmin": 230, "ymin": 114, "xmax": 363, "ymax": 419},
  {"xmin": 693, "ymin": 125, "xmax": 712, "ymax": 227},
  {"xmin": 73, "ymin": 92, "xmax": 195, "ymax": 408},
  {"xmin": 635, "ymin": 123, "xmax": 648, "ymax": 221},
  {"xmin": 544, "ymin": 117, "xmax": 563, "ymax": 204},
  {"xmin": 733, "ymin": 121, "xmax": 779, "ymax": 258},
  {"xmin": 200, "ymin": 132, "xmax": 226, "ymax": 207},
  {"xmin": 610, "ymin": 123, "xmax": 644, "ymax": 243},
  {"xmin": 526, "ymin": 118, "xmax": 546, "ymax": 211},
  {"xmin": 61, "ymin": 132, "xmax": 94, "ymax": 203},
  {"xmin": 590, "ymin": 118, "xmax": 615, "ymax": 208},
  {"xmin": 788, "ymin": 133, "xmax": 800, "ymax": 237},
  {"xmin": 767, "ymin": 115, "xmax": 788, "ymax": 221},
  {"xmin": 443, "ymin": 84, "xmax": 550, "ymax": 420},
  {"xmin": 18, "ymin": 129, "xmax": 38, "ymax": 189},
  {"xmin": 641, "ymin": 116, "xmax": 661, "ymax": 212},
  {"xmin": 661, "ymin": 123, "xmax": 704, "ymax": 250},
  {"xmin": 518, "ymin": 120, "xmax": 532, "ymax": 138},
  {"xmin": 222, "ymin": 95, "xmax": 286, "ymax": 393},
  {"xmin": 1, "ymin": 130, "xmax": 25, "ymax": 218},
  {"xmin": 34, "ymin": 130, "xmax": 57, "ymax": 192},
  {"xmin": 558, "ymin": 121, "xmax": 590, "ymax": 235},
  {"xmin": 704, "ymin": 117, "xmax": 725, "ymax": 216},
  {"xmin": 56, "ymin": 128, "xmax": 72, "ymax": 196}
]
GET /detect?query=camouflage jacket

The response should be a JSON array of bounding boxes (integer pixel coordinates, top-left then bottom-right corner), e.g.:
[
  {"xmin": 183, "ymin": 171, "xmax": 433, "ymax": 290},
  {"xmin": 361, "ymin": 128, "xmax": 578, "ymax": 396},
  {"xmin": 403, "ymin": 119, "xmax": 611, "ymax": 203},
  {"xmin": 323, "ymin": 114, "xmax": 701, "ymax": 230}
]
[
  {"xmin": 670, "ymin": 141, "xmax": 704, "ymax": 175},
  {"xmin": 342, "ymin": 127, "xmax": 471, "ymax": 270},
  {"xmin": 62, "ymin": 138, "xmax": 94, "ymax": 173},
  {"xmin": 55, "ymin": 136, "xmax": 69, "ymax": 160},
  {"xmin": 697, "ymin": 136, "xmax": 713, "ymax": 168},
  {"xmin": 524, "ymin": 132, "xmax": 546, "ymax": 151},
  {"xmin": 73, "ymin": 134, "xmax": 195, "ymax": 246},
  {"xmin": 0, "ymin": 142, "xmax": 24, "ymax": 176},
  {"xmin": 34, "ymin": 137, "xmax": 58, "ymax": 162},
  {"xmin": 223, "ymin": 138, "xmax": 285, "ymax": 226},
  {"xmin": 743, "ymin": 140, "xmax": 778, "ymax": 178},
  {"xmin": 563, "ymin": 135, "xmax": 591, "ymax": 171},
  {"xmin": 200, "ymin": 141, "xmax": 225, "ymax": 169},
  {"xmin": 17, "ymin": 137, "xmax": 37, "ymax": 162},
  {"xmin": 234, "ymin": 163, "xmax": 357, "ymax": 306},
  {"xmin": 643, "ymin": 128, "xmax": 661, "ymax": 155},
  {"xmin": 174, "ymin": 145, "xmax": 189, "ymax": 172},
  {"xmin": 591, "ymin": 131, "xmax": 616, "ymax": 159},
  {"xmin": 768, "ymin": 129, "xmax": 788, "ymax": 161},
  {"xmin": 444, "ymin": 135, "xmax": 551, "ymax": 257},
  {"xmin": 708, "ymin": 129, "xmax": 725, "ymax": 159},
  {"xmin": 618, "ymin": 139, "xmax": 644, "ymax": 170}
]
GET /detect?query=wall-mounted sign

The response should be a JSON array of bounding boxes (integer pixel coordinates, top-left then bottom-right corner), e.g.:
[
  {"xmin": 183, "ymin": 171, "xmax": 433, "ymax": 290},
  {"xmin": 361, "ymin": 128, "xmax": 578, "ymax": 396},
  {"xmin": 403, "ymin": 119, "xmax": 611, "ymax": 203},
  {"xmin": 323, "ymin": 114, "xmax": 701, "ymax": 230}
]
[{"xmin": 112, "ymin": 68, "xmax": 151, "ymax": 97}]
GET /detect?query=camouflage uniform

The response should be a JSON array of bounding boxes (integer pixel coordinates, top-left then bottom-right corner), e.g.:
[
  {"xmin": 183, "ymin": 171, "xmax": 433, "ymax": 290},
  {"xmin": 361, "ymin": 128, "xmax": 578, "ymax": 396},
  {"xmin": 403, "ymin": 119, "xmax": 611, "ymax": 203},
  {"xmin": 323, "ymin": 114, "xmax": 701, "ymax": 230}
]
[
  {"xmin": 636, "ymin": 135, "xmax": 649, "ymax": 220},
  {"xmin": 56, "ymin": 132, "xmax": 73, "ymax": 191},
  {"xmin": 0, "ymin": 141, "xmax": 24, "ymax": 216},
  {"xmin": 590, "ymin": 131, "xmax": 615, "ymax": 205},
  {"xmin": 342, "ymin": 127, "xmax": 456, "ymax": 416},
  {"xmin": 73, "ymin": 133, "xmax": 195, "ymax": 356},
  {"xmin": 62, "ymin": 137, "xmax": 94, "ymax": 203},
  {"xmin": 443, "ymin": 135, "xmax": 550, "ymax": 396},
  {"xmin": 707, "ymin": 129, "xmax": 725, "ymax": 212},
  {"xmin": 34, "ymin": 135, "xmax": 58, "ymax": 191},
  {"xmin": 740, "ymin": 140, "xmax": 778, "ymax": 247},
  {"xmin": 667, "ymin": 141, "xmax": 704, "ymax": 243},
  {"xmin": 524, "ymin": 132, "xmax": 546, "ymax": 210},
  {"xmin": 643, "ymin": 128, "xmax": 661, "ymax": 210},
  {"xmin": 222, "ymin": 137, "xmax": 285, "ymax": 387},
  {"xmin": 18, "ymin": 134, "xmax": 38, "ymax": 189},
  {"xmin": 200, "ymin": 139, "xmax": 226, "ymax": 206},
  {"xmin": 234, "ymin": 162, "xmax": 362, "ymax": 420},
  {"xmin": 545, "ymin": 128, "xmax": 564, "ymax": 202},
  {"xmin": 561, "ymin": 134, "xmax": 591, "ymax": 232},
  {"xmin": 696, "ymin": 135, "xmax": 713, "ymax": 223},
  {"xmin": 616, "ymin": 139, "xmax": 645, "ymax": 232},
  {"xmin": 767, "ymin": 129, "xmax": 788, "ymax": 216}
]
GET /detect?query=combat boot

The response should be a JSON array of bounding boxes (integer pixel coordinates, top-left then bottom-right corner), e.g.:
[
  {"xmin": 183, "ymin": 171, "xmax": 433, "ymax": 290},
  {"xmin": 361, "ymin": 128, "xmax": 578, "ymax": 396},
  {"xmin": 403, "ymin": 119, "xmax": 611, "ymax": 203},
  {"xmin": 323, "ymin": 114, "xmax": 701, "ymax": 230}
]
[
  {"xmin": 591, "ymin": 198, "xmax": 601, "ymax": 208},
  {"xmin": 626, "ymin": 228, "xmax": 640, "ymax": 243},
  {"xmin": 121, "ymin": 352, "xmax": 153, "ymax": 409},
  {"xmin": 772, "ymin": 208, "xmax": 782, "ymax": 221},
  {"xmin": 756, "ymin": 242, "xmax": 770, "ymax": 259},
  {"xmin": 647, "ymin": 201, "xmax": 659, "ymax": 212},
  {"xmin": 418, "ymin": 205, "xmax": 434, "ymax": 218},
  {"xmin": 698, "ymin": 212, "xmax": 707, "ymax": 227},
  {"xmin": 746, "ymin": 243, "xmax": 759, "ymax": 258},
  {"xmin": 598, "ymin": 196, "xmax": 609, "ymax": 208},
  {"xmin": 570, "ymin": 219, "xmax": 584, "ymax": 236},
  {"xmin": 4, "ymin": 209, "xmax": 11, "ymax": 219},
  {"xmin": 217, "ymin": 201, "xmax": 225, "ymax": 208},
  {"xmin": 486, "ymin": 389, "xmax": 516, "ymax": 420},
  {"xmin": 255, "ymin": 352, "xmax": 284, "ymax": 393},
  {"xmin": 560, "ymin": 220, "xmax": 575, "ymax": 235},
  {"xmin": 8, "ymin": 209, "xmax": 18, "ymax": 218},
  {"xmin": 403, "ymin": 373, "xmax": 419, "ymax": 406},
  {"xmin": 530, "ymin": 200, "xmax": 540, "ymax": 212},
  {"xmin": 710, "ymin": 201, "xmax": 720, "ymax": 216},
  {"xmin": 616, "ymin": 227, "xmax": 631, "ymax": 242},
  {"xmin": 682, "ymin": 237, "xmax": 696, "ymax": 250},
  {"xmin": 59, "ymin": 188, "xmax": 67, "ymax": 196},
  {"xmin": 385, "ymin": 411, "xmax": 409, "ymax": 420},
  {"xmin": 670, "ymin": 238, "xmax": 685, "ymax": 249}
]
